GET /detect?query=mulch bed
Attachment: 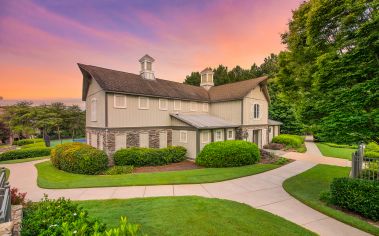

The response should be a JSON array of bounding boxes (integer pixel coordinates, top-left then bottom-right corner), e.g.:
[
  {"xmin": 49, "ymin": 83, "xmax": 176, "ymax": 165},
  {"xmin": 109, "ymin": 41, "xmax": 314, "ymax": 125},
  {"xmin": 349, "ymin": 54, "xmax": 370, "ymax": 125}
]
[{"xmin": 133, "ymin": 160, "xmax": 202, "ymax": 173}]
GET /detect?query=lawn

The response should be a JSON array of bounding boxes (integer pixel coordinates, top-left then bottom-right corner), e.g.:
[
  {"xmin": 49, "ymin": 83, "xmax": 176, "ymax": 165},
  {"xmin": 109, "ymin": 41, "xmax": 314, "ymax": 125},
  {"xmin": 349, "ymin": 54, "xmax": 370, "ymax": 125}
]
[
  {"xmin": 0, "ymin": 156, "xmax": 49, "ymax": 164},
  {"xmin": 283, "ymin": 164, "xmax": 379, "ymax": 236},
  {"xmin": 78, "ymin": 196, "xmax": 316, "ymax": 236},
  {"xmin": 36, "ymin": 161, "xmax": 279, "ymax": 189},
  {"xmin": 50, "ymin": 138, "xmax": 74, "ymax": 147},
  {"xmin": 316, "ymin": 143, "xmax": 356, "ymax": 160}
]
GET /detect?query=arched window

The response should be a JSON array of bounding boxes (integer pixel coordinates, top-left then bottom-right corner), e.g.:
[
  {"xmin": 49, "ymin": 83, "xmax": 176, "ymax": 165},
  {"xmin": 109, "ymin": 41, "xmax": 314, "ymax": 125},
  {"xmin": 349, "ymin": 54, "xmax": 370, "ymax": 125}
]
[{"xmin": 253, "ymin": 103, "xmax": 260, "ymax": 119}]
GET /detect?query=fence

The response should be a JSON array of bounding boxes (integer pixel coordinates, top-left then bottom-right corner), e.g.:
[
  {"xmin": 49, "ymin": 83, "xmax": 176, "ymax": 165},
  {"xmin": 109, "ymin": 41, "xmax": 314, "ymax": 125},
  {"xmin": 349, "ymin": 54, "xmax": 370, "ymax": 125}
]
[
  {"xmin": 0, "ymin": 167, "xmax": 11, "ymax": 223},
  {"xmin": 351, "ymin": 144, "xmax": 379, "ymax": 181}
]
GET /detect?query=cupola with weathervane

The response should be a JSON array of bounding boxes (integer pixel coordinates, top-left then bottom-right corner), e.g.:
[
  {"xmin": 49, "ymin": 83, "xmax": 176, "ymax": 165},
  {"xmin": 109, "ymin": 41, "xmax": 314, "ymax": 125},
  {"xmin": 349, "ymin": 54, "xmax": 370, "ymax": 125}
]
[
  {"xmin": 139, "ymin": 54, "xmax": 155, "ymax": 80},
  {"xmin": 200, "ymin": 67, "xmax": 214, "ymax": 90}
]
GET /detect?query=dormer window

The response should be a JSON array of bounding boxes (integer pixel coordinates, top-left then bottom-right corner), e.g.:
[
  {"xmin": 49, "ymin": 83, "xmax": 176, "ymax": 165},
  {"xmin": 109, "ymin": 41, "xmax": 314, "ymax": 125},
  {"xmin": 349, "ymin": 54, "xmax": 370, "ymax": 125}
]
[
  {"xmin": 147, "ymin": 61, "xmax": 152, "ymax": 70},
  {"xmin": 201, "ymin": 74, "xmax": 207, "ymax": 83},
  {"xmin": 139, "ymin": 54, "xmax": 155, "ymax": 80},
  {"xmin": 200, "ymin": 67, "xmax": 214, "ymax": 90}
]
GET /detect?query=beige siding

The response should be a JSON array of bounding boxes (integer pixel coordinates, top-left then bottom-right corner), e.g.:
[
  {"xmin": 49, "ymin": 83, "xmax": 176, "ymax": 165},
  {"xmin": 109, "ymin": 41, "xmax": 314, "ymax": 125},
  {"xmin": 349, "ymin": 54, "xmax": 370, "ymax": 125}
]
[
  {"xmin": 86, "ymin": 79, "xmax": 106, "ymax": 127},
  {"xmin": 210, "ymin": 100, "xmax": 241, "ymax": 124},
  {"xmin": 243, "ymin": 87, "xmax": 269, "ymax": 125},
  {"xmin": 90, "ymin": 133, "xmax": 97, "ymax": 148},
  {"xmin": 262, "ymin": 128, "xmax": 267, "ymax": 147},
  {"xmin": 171, "ymin": 117, "xmax": 190, "ymax": 127},
  {"xmin": 107, "ymin": 94, "xmax": 208, "ymax": 128},
  {"xmin": 200, "ymin": 130, "xmax": 211, "ymax": 150},
  {"xmin": 172, "ymin": 130, "xmax": 197, "ymax": 159}
]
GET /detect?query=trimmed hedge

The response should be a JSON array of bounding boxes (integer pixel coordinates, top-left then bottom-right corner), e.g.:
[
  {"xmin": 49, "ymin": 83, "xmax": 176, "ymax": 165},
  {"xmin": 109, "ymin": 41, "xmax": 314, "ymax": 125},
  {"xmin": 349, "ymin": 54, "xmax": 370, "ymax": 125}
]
[
  {"xmin": 113, "ymin": 146, "xmax": 187, "ymax": 167},
  {"xmin": 21, "ymin": 142, "xmax": 46, "ymax": 149},
  {"xmin": 328, "ymin": 177, "xmax": 379, "ymax": 221},
  {"xmin": 271, "ymin": 134, "xmax": 304, "ymax": 148},
  {"xmin": 324, "ymin": 143, "xmax": 358, "ymax": 149},
  {"xmin": 51, "ymin": 143, "xmax": 108, "ymax": 175},
  {"xmin": 196, "ymin": 140, "xmax": 260, "ymax": 168},
  {"xmin": 0, "ymin": 147, "xmax": 51, "ymax": 161},
  {"xmin": 13, "ymin": 138, "xmax": 43, "ymax": 146}
]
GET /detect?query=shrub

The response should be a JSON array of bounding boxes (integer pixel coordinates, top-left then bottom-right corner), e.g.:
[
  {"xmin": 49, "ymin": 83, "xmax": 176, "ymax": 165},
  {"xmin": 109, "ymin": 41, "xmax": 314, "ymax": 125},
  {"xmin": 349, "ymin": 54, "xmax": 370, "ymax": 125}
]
[
  {"xmin": 21, "ymin": 142, "xmax": 46, "ymax": 149},
  {"xmin": 366, "ymin": 142, "xmax": 379, "ymax": 152},
  {"xmin": 263, "ymin": 143, "xmax": 285, "ymax": 150},
  {"xmin": 13, "ymin": 138, "xmax": 43, "ymax": 146},
  {"xmin": 11, "ymin": 187, "xmax": 27, "ymax": 205},
  {"xmin": 365, "ymin": 151, "xmax": 379, "ymax": 159},
  {"xmin": 103, "ymin": 165, "xmax": 134, "ymax": 175},
  {"xmin": 328, "ymin": 177, "xmax": 379, "ymax": 221},
  {"xmin": 324, "ymin": 143, "xmax": 358, "ymax": 149},
  {"xmin": 113, "ymin": 146, "xmax": 187, "ymax": 167},
  {"xmin": 0, "ymin": 147, "xmax": 51, "ymax": 161},
  {"xmin": 51, "ymin": 143, "xmax": 108, "ymax": 175},
  {"xmin": 271, "ymin": 134, "xmax": 304, "ymax": 148},
  {"xmin": 196, "ymin": 140, "xmax": 260, "ymax": 168}
]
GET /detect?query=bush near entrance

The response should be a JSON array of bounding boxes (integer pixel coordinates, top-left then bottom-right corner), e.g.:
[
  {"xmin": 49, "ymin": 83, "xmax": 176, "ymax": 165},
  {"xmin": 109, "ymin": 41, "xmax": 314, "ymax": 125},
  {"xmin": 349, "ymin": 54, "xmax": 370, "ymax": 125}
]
[
  {"xmin": 196, "ymin": 140, "xmax": 260, "ymax": 167},
  {"xmin": 271, "ymin": 134, "xmax": 304, "ymax": 148}
]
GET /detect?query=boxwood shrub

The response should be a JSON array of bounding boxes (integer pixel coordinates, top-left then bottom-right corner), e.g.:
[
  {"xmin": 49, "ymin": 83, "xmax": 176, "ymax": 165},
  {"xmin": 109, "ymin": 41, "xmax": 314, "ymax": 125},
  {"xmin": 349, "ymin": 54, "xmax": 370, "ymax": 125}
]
[
  {"xmin": 0, "ymin": 147, "xmax": 51, "ymax": 161},
  {"xmin": 51, "ymin": 142, "xmax": 108, "ymax": 175},
  {"xmin": 196, "ymin": 140, "xmax": 260, "ymax": 168},
  {"xmin": 328, "ymin": 177, "xmax": 379, "ymax": 221},
  {"xmin": 113, "ymin": 146, "xmax": 186, "ymax": 167},
  {"xmin": 271, "ymin": 134, "xmax": 304, "ymax": 148},
  {"xmin": 13, "ymin": 138, "xmax": 44, "ymax": 146}
]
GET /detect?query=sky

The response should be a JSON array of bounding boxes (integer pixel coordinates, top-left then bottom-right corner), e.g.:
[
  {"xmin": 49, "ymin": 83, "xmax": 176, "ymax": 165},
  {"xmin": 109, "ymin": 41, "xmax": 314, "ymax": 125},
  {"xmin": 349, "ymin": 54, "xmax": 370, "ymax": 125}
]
[{"xmin": 0, "ymin": 0, "xmax": 301, "ymax": 103}]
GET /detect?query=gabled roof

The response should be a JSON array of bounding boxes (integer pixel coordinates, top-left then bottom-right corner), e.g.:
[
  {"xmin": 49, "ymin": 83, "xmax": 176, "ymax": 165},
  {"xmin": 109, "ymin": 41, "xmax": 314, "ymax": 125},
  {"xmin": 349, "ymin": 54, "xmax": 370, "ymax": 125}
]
[
  {"xmin": 171, "ymin": 113, "xmax": 239, "ymax": 129},
  {"xmin": 79, "ymin": 64, "xmax": 269, "ymax": 102}
]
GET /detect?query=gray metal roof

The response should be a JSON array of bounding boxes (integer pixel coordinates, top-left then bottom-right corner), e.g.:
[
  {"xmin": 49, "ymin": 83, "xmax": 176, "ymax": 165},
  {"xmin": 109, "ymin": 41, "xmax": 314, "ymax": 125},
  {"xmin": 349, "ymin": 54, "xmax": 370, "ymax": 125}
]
[
  {"xmin": 170, "ymin": 113, "xmax": 239, "ymax": 129},
  {"xmin": 268, "ymin": 119, "xmax": 283, "ymax": 125}
]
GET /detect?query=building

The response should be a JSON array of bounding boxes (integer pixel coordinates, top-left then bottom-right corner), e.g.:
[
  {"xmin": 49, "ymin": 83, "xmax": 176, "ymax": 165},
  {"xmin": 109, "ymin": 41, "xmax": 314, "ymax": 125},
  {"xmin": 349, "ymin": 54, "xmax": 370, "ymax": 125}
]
[{"xmin": 79, "ymin": 55, "xmax": 282, "ymax": 159}]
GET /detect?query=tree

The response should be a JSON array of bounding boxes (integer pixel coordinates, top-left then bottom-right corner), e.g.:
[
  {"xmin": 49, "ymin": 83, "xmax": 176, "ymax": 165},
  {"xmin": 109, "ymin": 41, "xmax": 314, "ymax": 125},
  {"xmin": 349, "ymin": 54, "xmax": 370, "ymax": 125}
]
[{"xmin": 183, "ymin": 72, "xmax": 200, "ymax": 86}]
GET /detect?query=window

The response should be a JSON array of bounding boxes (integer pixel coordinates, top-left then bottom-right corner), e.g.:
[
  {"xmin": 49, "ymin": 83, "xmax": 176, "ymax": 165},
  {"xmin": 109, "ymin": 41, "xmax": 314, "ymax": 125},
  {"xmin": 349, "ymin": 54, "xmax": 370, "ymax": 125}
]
[
  {"xmin": 202, "ymin": 103, "xmax": 209, "ymax": 112},
  {"xmin": 90, "ymin": 98, "xmax": 97, "ymax": 121},
  {"xmin": 146, "ymin": 61, "xmax": 152, "ymax": 70},
  {"xmin": 214, "ymin": 130, "xmax": 223, "ymax": 141},
  {"xmin": 174, "ymin": 100, "xmax": 181, "ymax": 110},
  {"xmin": 114, "ymin": 95, "xmax": 127, "ymax": 108},
  {"xmin": 180, "ymin": 131, "xmax": 187, "ymax": 143},
  {"xmin": 201, "ymin": 74, "xmax": 207, "ymax": 83},
  {"xmin": 190, "ymin": 102, "xmax": 197, "ymax": 111},
  {"xmin": 201, "ymin": 131, "xmax": 210, "ymax": 143},
  {"xmin": 139, "ymin": 132, "xmax": 149, "ymax": 147},
  {"xmin": 207, "ymin": 74, "xmax": 213, "ymax": 83},
  {"xmin": 253, "ymin": 103, "xmax": 260, "ymax": 119},
  {"xmin": 227, "ymin": 129, "xmax": 234, "ymax": 140},
  {"xmin": 138, "ymin": 97, "xmax": 149, "ymax": 109},
  {"xmin": 159, "ymin": 99, "xmax": 168, "ymax": 110}
]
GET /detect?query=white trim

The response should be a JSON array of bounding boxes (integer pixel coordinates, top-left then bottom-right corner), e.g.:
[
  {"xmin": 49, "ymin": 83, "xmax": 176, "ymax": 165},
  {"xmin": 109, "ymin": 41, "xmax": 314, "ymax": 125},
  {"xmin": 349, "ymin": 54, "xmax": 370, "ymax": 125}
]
[
  {"xmin": 214, "ymin": 129, "xmax": 223, "ymax": 141},
  {"xmin": 174, "ymin": 100, "xmax": 181, "ymax": 110},
  {"xmin": 202, "ymin": 103, "xmax": 209, "ymax": 112},
  {"xmin": 90, "ymin": 98, "xmax": 97, "ymax": 122},
  {"xmin": 227, "ymin": 129, "xmax": 234, "ymax": 140},
  {"xmin": 159, "ymin": 98, "xmax": 168, "ymax": 110},
  {"xmin": 138, "ymin": 97, "xmax": 149, "ymax": 110},
  {"xmin": 190, "ymin": 102, "xmax": 197, "ymax": 111},
  {"xmin": 252, "ymin": 103, "xmax": 261, "ymax": 120},
  {"xmin": 179, "ymin": 130, "xmax": 187, "ymax": 143},
  {"xmin": 113, "ymin": 95, "xmax": 127, "ymax": 108},
  {"xmin": 201, "ymin": 131, "xmax": 210, "ymax": 143}
]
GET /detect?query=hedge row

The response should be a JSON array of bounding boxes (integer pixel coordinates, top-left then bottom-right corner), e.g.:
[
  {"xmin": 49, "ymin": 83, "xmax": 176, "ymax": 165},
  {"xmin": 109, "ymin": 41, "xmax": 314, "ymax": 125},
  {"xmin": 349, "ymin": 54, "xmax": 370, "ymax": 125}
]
[
  {"xmin": 21, "ymin": 142, "xmax": 46, "ymax": 149},
  {"xmin": 324, "ymin": 143, "xmax": 358, "ymax": 149},
  {"xmin": 13, "ymin": 138, "xmax": 44, "ymax": 146},
  {"xmin": 0, "ymin": 147, "xmax": 51, "ymax": 161},
  {"xmin": 51, "ymin": 143, "xmax": 108, "ymax": 175},
  {"xmin": 271, "ymin": 134, "xmax": 304, "ymax": 148},
  {"xmin": 328, "ymin": 177, "xmax": 379, "ymax": 221},
  {"xmin": 113, "ymin": 146, "xmax": 186, "ymax": 167},
  {"xmin": 196, "ymin": 140, "xmax": 260, "ymax": 168}
]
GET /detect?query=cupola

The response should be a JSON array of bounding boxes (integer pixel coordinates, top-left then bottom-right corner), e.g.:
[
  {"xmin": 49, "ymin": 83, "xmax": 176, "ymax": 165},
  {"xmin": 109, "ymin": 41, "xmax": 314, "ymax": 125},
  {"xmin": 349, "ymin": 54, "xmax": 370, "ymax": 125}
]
[
  {"xmin": 200, "ymin": 67, "xmax": 214, "ymax": 90},
  {"xmin": 139, "ymin": 54, "xmax": 155, "ymax": 80}
]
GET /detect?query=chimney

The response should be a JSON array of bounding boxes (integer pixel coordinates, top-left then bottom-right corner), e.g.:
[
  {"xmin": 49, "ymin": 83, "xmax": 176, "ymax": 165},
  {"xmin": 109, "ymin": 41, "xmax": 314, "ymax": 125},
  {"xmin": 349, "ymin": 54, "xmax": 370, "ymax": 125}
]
[
  {"xmin": 200, "ymin": 67, "xmax": 214, "ymax": 90},
  {"xmin": 139, "ymin": 54, "xmax": 155, "ymax": 80}
]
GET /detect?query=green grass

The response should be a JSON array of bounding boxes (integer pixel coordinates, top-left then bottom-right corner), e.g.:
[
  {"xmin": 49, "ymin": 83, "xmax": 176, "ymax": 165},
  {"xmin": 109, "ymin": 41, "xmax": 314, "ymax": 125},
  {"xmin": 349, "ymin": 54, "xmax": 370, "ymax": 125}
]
[
  {"xmin": 36, "ymin": 161, "xmax": 279, "ymax": 189},
  {"xmin": 316, "ymin": 143, "xmax": 356, "ymax": 160},
  {"xmin": 50, "ymin": 138, "xmax": 74, "ymax": 147},
  {"xmin": 283, "ymin": 164, "xmax": 379, "ymax": 236},
  {"xmin": 0, "ymin": 156, "xmax": 49, "ymax": 164},
  {"xmin": 78, "ymin": 196, "xmax": 316, "ymax": 236}
]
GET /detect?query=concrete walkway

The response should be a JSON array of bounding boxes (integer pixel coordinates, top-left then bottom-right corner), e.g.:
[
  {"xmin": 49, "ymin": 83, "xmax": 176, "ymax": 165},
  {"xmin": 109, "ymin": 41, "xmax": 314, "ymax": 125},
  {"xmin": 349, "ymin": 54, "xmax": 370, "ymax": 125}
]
[{"xmin": 1, "ymin": 157, "xmax": 370, "ymax": 235}]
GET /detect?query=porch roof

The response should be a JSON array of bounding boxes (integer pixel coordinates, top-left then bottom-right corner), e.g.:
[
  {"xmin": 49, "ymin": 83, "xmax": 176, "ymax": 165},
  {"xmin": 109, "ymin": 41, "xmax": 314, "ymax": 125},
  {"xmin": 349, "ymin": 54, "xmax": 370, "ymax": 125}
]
[
  {"xmin": 170, "ymin": 113, "xmax": 239, "ymax": 129},
  {"xmin": 268, "ymin": 119, "xmax": 283, "ymax": 125}
]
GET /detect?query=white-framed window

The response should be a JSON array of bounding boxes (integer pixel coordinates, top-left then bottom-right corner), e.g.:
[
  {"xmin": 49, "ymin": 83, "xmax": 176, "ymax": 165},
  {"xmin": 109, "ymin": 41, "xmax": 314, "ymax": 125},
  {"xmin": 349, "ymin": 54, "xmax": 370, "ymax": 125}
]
[
  {"xmin": 159, "ymin": 99, "xmax": 168, "ymax": 110},
  {"xmin": 180, "ymin": 131, "xmax": 187, "ymax": 143},
  {"xmin": 201, "ymin": 74, "xmax": 207, "ymax": 83},
  {"xmin": 190, "ymin": 102, "xmax": 197, "ymax": 111},
  {"xmin": 207, "ymin": 74, "xmax": 213, "ymax": 83},
  {"xmin": 138, "ymin": 97, "xmax": 149, "ymax": 109},
  {"xmin": 174, "ymin": 100, "xmax": 181, "ymax": 110},
  {"xmin": 253, "ymin": 103, "xmax": 260, "ymax": 119},
  {"xmin": 202, "ymin": 103, "xmax": 209, "ymax": 112},
  {"xmin": 201, "ymin": 131, "xmax": 210, "ymax": 143},
  {"xmin": 90, "ymin": 98, "xmax": 97, "ymax": 121},
  {"xmin": 114, "ymin": 95, "xmax": 127, "ymax": 108},
  {"xmin": 139, "ymin": 132, "xmax": 149, "ymax": 147},
  {"xmin": 215, "ymin": 129, "xmax": 223, "ymax": 141},
  {"xmin": 146, "ymin": 61, "xmax": 152, "ymax": 70},
  {"xmin": 227, "ymin": 129, "xmax": 234, "ymax": 140}
]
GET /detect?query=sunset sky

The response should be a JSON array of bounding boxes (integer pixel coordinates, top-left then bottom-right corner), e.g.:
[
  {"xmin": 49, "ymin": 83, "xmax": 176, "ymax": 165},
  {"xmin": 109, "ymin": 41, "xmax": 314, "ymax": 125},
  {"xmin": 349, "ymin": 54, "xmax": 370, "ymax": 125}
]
[{"xmin": 0, "ymin": 0, "xmax": 301, "ymax": 102}]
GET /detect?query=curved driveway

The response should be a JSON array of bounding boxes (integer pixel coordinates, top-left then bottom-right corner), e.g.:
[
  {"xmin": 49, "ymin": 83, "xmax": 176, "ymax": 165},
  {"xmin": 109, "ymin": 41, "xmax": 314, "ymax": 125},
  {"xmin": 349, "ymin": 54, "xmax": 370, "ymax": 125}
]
[{"xmin": 1, "ymin": 141, "xmax": 370, "ymax": 236}]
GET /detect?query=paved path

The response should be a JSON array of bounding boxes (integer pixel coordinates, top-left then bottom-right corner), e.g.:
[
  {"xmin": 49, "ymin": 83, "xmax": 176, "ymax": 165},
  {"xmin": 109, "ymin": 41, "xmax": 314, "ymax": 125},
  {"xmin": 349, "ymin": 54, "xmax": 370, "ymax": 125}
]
[{"xmin": 2, "ymin": 157, "xmax": 369, "ymax": 235}]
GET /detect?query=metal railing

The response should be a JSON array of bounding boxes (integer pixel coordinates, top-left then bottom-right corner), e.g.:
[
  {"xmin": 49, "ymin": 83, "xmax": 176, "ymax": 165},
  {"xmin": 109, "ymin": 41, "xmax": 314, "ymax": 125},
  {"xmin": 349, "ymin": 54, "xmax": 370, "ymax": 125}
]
[
  {"xmin": 0, "ymin": 168, "xmax": 11, "ymax": 223},
  {"xmin": 351, "ymin": 144, "xmax": 379, "ymax": 181}
]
